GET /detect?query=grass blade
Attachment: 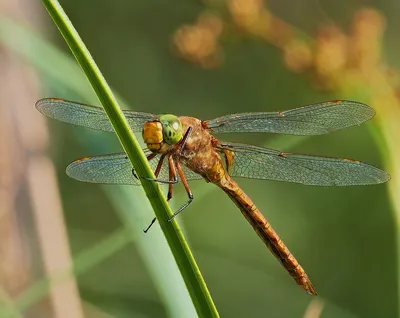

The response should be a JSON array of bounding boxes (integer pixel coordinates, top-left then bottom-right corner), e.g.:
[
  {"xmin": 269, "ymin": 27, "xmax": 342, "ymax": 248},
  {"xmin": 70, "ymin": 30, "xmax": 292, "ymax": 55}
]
[{"xmin": 40, "ymin": 1, "xmax": 219, "ymax": 316}]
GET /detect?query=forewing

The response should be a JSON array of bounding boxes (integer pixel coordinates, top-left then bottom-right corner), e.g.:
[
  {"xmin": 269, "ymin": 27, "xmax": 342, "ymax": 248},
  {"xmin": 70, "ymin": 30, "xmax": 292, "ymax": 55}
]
[
  {"xmin": 66, "ymin": 150, "xmax": 203, "ymax": 185},
  {"xmin": 205, "ymin": 100, "xmax": 375, "ymax": 135},
  {"xmin": 36, "ymin": 98, "xmax": 155, "ymax": 132},
  {"xmin": 67, "ymin": 153, "xmax": 148, "ymax": 185},
  {"xmin": 218, "ymin": 142, "xmax": 390, "ymax": 186}
]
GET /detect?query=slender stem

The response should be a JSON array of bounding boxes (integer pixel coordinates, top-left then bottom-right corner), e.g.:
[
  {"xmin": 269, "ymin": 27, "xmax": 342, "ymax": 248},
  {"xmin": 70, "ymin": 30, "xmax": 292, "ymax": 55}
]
[{"xmin": 40, "ymin": 1, "xmax": 219, "ymax": 316}]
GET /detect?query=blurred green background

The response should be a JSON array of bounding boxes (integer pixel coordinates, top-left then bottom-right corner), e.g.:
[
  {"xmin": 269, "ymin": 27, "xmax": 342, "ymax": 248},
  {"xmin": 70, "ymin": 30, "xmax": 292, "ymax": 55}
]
[{"xmin": 1, "ymin": 0, "xmax": 399, "ymax": 317}]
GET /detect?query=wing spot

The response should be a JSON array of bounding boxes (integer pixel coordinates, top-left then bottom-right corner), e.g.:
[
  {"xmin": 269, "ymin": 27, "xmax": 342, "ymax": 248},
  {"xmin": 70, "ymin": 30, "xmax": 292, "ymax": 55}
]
[
  {"xmin": 342, "ymin": 158, "xmax": 360, "ymax": 164},
  {"xmin": 75, "ymin": 157, "xmax": 90, "ymax": 162},
  {"xmin": 49, "ymin": 97, "xmax": 65, "ymax": 102}
]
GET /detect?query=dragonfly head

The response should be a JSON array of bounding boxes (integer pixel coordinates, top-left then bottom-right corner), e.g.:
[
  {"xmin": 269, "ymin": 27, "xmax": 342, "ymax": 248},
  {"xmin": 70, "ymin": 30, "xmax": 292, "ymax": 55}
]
[{"xmin": 142, "ymin": 114, "xmax": 183, "ymax": 152}]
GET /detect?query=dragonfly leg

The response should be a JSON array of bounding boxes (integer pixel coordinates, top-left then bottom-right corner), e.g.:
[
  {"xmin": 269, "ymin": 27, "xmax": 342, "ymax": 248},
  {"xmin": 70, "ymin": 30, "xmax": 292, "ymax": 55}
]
[
  {"xmin": 179, "ymin": 126, "xmax": 192, "ymax": 156},
  {"xmin": 143, "ymin": 218, "xmax": 156, "ymax": 233},
  {"xmin": 143, "ymin": 126, "xmax": 191, "ymax": 183},
  {"xmin": 132, "ymin": 152, "xmax": 157, "ymax": 180},
  {"xmin": 167, "ymin": 156, "xmax": 177, "ymax": 201},
  {"xmin": 132, "ymin": 153, "xmax": 178, "ymax": 184},
  {"xmin": 142, "ymin": 176, "xmax": 177, "ymax": 184},
  {"xmin": 147, "ymin": 127, "xmax": 191, "ymax": 183},
  {"xmin": 168, "ymin": 160, "xmax": 194, "ymax": 222},
  {"xmin": 143, "ymin": 155, "xmax": 178, "ymax": 233},
  {"xmin": 142, "ymin": 153, "xmax": 179, "ymax": 184}
]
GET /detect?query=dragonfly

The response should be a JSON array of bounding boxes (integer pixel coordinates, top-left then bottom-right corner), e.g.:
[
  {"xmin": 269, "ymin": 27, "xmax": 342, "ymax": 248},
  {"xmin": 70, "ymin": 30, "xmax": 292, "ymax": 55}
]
[{"xmin": 36, "ymin": 98, "xmax": 390, "ymax": 295}]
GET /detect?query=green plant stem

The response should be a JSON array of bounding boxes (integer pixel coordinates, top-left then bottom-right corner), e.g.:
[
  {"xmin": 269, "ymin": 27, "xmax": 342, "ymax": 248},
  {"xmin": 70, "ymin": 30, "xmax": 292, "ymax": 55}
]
[{"xmin": 40, "ymin": 1, "xmax": 219, "ymax": 316}]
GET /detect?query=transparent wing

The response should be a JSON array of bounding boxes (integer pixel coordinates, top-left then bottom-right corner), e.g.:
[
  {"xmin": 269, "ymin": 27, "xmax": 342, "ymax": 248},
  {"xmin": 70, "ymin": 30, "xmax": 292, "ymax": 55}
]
[
  {"xmin": 66, "ymin": 150, "xmax": 203, "ymax": 185},
  {"xmin": 205, "ymin": 100, "xmax": 375, "ymax": 135},
  {"xmin": 218, "ymin": 142, "xmax": 390, "ymax": 186},
  {"xmin": 36, "ymin": 98, "xmax": 155, "ymax": 132}
]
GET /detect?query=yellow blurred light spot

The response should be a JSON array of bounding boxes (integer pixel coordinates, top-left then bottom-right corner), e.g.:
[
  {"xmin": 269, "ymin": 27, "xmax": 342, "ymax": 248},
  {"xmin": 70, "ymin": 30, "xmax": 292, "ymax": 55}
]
[
  {"xmin": 314, "ymin": 25, "xmax": 347, "ymax": 79},
  {"xmin": 227, "ymin": 0, "xmax": 268, "ymax": 32},
  {"xmin": 283, "ymin": 39, "xmax": 312, "ymax": 73},
  {"xmin": 172, "ymin": 13, "xmax": 223, "ymax": 68},
  {"xmin": 348, "ymin": 8, "xmax": 386, "ymax": 72}
]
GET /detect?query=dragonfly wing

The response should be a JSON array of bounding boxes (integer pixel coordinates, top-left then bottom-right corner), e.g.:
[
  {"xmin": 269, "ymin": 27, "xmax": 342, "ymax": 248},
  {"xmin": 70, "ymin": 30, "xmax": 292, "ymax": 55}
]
[
  {"xmin": 66, "ymin": 150, "xmax": 203, "ymax": 185},
  {"xmin": 217, "ymin": 142, "xmax": 390, "ymax": 186},
  {"xmin": 205, "ymin": 100, "xmax": 375, "ymax": 135},
  {"xmin": 36, "ymin": 98, "xmax": 155, "ymax": 132},
  {"xmin": 67, "ymin": 153, "xmax": 145, "ymax": 185},
  {"xmin": 179, "ymin": 165, "xmax": 205, "ymax": 182}
]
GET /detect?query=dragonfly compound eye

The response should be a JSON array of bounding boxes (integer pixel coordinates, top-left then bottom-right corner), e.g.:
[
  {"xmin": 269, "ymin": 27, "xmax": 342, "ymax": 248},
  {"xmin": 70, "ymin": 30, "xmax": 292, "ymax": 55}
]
[
  {"xmin": 142, "ymin": 121, "xmax": 164, "ymax": 151},
  {"xmin": 159, "ymin": 114, "xmax": 183, "ymax": 145}
]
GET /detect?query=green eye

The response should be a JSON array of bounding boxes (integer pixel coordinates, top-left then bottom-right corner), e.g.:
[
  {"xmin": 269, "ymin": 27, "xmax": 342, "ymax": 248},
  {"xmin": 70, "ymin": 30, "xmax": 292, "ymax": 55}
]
[{"xmin": 159, "ymin": 114, "xmax": 183, "ymax": 145}]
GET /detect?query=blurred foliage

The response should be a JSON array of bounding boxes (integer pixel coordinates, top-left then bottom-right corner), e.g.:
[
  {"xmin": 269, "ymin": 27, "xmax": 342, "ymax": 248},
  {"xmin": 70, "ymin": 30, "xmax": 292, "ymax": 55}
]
[{"xmin": 2, "ymin": 0, "xmax": 400, "ymax": 317}]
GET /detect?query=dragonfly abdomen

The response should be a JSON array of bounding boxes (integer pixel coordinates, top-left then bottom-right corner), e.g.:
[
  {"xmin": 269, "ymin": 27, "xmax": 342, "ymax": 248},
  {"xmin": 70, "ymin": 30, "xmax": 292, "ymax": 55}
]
[{"xmin": 217, "ymin": 174, "xmax": 317, "ymax": 296}]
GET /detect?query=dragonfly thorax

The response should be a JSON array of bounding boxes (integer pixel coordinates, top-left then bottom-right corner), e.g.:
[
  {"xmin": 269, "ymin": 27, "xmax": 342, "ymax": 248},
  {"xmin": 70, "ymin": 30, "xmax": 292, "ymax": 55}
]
[{"xmin": 142, "ymin": 114, "xmax": 183, "ymax": 153}]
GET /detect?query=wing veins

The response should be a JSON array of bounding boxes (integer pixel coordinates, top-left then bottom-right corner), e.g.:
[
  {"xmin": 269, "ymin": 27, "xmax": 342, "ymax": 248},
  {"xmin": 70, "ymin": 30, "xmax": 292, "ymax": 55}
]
[
  {"xmin": 205, "ymin": 100, "xmax": 375, "ymax": 135},
  {"xmin": 218, "ymin": 142, "xmax": 389, "ymax": 186}
]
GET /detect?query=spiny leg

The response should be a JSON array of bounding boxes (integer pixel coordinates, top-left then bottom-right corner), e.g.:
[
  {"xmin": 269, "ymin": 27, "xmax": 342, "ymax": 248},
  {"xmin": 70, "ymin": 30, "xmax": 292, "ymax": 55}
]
[
  {"xmin": 179, "ymin": 126, "xmax": 192, "ymax": 156},
  {"xmin": 132, "ymin": 152, "xmax": 178, "ymax": 184},
  {"xmin": 143, "ymin": 126, "xmax": 192, "ymax": 230},
  {"xmin": 132, "ymin": 152, "xmax": 157, "ymax": 180},
  {"xmin": 167, "ymin": 155, "xmax": 177, "ymax": 202},
  {"xmin": 144, "ymin": 155, "xmax": 177, "ymax": 233},
  {"xmin": 154, "ymin": 153, "xmax": 167, "ymax": 177},
  {"xmin": 141, "ymin": 153, "xmax": 161, "ymax": 233},
  {"xmin": 143, "ymin": 217, "xmax": 157, "ymax": 233},
  {"xmin": 168, "ymin": 159, "xmax": 194, "ymax": 222},
  {"xmin": 143, "ymin": 154, "xmax": 165, "ymax": 233}
]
